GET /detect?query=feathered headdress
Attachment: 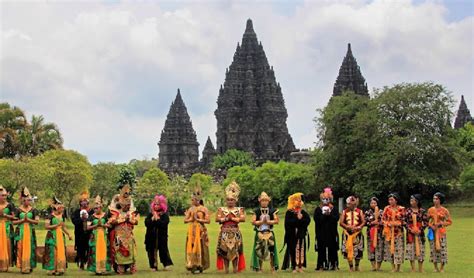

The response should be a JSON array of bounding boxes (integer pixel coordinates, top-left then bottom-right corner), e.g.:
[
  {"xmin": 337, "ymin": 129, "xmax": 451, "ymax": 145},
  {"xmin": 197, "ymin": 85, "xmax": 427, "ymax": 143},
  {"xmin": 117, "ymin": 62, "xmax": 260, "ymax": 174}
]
[
  {"xmin": 20, "ymin": 186, "xmax": 32, "ymax": 201},
  {"xmin": 79, "ymin": 190, "xmax": 90, "ymax": 202},
  {"xmin": 287, "ymin": 192, "xmax": 304, "ymax": 210},
  {"xmin": 50, "ymin": 196, "xmax": 64, "ymax": 210},
  {"xmin": 225, "ymin": 181, "xmax": 241, "ymax": 201}
]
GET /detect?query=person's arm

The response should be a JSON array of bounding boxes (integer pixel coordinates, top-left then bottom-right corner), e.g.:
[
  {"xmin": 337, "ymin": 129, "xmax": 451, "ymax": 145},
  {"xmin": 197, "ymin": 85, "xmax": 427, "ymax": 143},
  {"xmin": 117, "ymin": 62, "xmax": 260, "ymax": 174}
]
[
  {"xmin": 44, "ymin": 216, "xmax": 59, "ymax": 230},
  {"xmin": 71, "ymin": 209, "xmax": 82, "ymax": 226},
  {"xmin": 156, "ymin": 213, "xmax": 169, "ymax": 228},
  {"xmin": 269, "ymin": 209, "xmax": 279, "ymax": 225},
  {"xmin": 62, "ymin": 223, "xmax": 73, "ymax": 240},
  {"xmin": 252, "ymin": 210, "xmax": 261, "ymax": 226},
  {"xmin": 12, "ymin": 208, "xmax": 24, "ymax": 225},
  {"xmin": 216, "ymin": 208, "xmax": 225, "ymax": 223},
  {"xmin": 184, "ymin": 209, "xmax": 193, "ymax": 224},
  {"xmin": 339, "ymin": 211, "xmax": 348, "ymax": 230},
  {"xmin": 355, "ymin": 210, "xmax": 366, "ymax": 231},
  {"xmin": 443, "ymin": 208, "xmax": 452, "ymax": 227},
  {"xmin": 27, "ymin": 209, "xmax": 40, "ymax": 225},
  {"xmin": 232, "ymin": 208, "xmax": 245, "ymax": 223}
]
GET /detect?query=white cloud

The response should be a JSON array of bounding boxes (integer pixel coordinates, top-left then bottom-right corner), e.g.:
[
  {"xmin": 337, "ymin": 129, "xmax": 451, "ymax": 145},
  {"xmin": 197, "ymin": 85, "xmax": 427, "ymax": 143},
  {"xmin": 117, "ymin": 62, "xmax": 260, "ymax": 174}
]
[{"xmin": 1, "ymin": 0, "xmax": 472, "ymax": 163}]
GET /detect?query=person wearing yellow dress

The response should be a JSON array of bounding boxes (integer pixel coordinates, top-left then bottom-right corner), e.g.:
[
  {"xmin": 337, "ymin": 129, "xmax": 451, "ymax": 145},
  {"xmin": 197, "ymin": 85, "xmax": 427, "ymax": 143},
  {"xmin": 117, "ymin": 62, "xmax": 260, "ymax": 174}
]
[
  {"xmin": 87, "ymin": 195, "xmax": 111, "ymax": 275},
  {"xmin": 0, "ymin": 185, "xmax": 15, "ymax": 272},
  {"xmin": 13, "ymin": 187, "xmax": 39, "ymax": 274},
  {"xmin": 42, "ymin": 196, "xmax": 73, "ymax": 275},
  {"xmin": 427, "ymin": 192, "xmax": 452, "ymax": 273},
  {"xmin": 184, "ymin": 186, "xmax": 210, "ymax": 274}
]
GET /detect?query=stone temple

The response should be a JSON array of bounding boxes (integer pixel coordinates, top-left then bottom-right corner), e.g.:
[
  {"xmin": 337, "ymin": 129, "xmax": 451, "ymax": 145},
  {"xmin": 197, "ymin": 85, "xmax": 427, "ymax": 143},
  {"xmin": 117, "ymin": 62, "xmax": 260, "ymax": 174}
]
[
  {"xmin": 454, "ymin": 95, "xmax": 474, "ymax": 129},
  {"xmin": 158, "ymin": 89, "xmax": 199, "ymax": 175},
  {"xmin": 333, "ymin": 43, "xmax": 368, "ymax": 97},
  {"xmin": 214, "ymin": 19, "xmax": 296, "ymax": 162}
]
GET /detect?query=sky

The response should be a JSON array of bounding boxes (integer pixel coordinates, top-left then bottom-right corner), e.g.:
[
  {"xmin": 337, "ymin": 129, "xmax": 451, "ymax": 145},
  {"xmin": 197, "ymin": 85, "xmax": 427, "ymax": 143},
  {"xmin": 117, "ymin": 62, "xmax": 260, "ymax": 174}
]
[{"xmin": 1, "ymin": 0, "xmax": 473, "ymax": 164}]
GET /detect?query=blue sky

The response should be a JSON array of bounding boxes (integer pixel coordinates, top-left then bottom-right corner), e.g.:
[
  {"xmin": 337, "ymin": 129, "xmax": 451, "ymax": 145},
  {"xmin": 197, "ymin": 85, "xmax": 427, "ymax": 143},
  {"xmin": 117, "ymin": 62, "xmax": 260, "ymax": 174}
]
[{"xmin": 1, "ymin": 0, "xmax": 473, "ymax": 163}]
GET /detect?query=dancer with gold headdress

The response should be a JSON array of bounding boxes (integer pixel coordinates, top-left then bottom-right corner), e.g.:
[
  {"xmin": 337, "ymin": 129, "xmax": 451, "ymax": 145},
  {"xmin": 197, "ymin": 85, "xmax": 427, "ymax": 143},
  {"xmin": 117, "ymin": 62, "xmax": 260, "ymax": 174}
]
[
  {"xmin": 145, "ymin": 194, "xmax": 173, "ymax": 271},
  {"xmin": 108, "ymin": 184, "xmax": 139, "ymax": 274},
  {"xmin": 340, "ymin": 196, "xmax": 365, "ymax": 272},
  {"xmin": 42, "ymin": 196, "xmax": 73, "ymax": 275},
  {"xmin": 184, "ymin": 186, "xmax": 210, "ymax": 273},
  {"xmin": 0, "ymin": 185, "xmax": 15, "ymax": 272},
  {"xmin": 13, "ymin": 187, "xmax": 39, "ymax": 274},
  {"xmin": 314, "ymin": 187, "xmax": 339, "ymax": 271},
  {"xmin": 282, "ymin": 192, "xmax": 310, "ymax": 273},
  {"xmin": 87, "ymin": 195, "xmax": 111, "ymax": 275},
  {"xmin": 382, "ymin": 192, "xmax": 405, "ymax": 272},
  {"xmin": 216, "ymin": 181, "xmax": 245, "ymax": 273},
  {"xmin": 428, "ymin": 192, "xmax": 452, "ymax": 273},
  {"xmin": 251, "ymin": 192, "xmax": 279, "ymax": 273},
  {"xmin": 71, "ymin": 190, "xmax": 93, "ymax": 270}
]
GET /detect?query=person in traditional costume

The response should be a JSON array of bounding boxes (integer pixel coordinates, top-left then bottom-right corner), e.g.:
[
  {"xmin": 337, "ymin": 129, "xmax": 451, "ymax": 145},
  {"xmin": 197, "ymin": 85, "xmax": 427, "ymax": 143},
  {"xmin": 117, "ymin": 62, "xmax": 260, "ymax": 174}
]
[
  {"xmin": 340, "ymin": 195, "xmax": 365, "ymax": 272},
  {"xmin": 382, "ymin": 192, "xmax": 405, "ymax": 272},
  {"xmin": 108, "ymin": 184, "xmax": 139, "ymax": 274},
  {"xmin": 216, "ymin": 181, "xmax": 245, "ymax": 274},
  {"xmin": 184, "ymin": 186, "xmax": 210, "ymax": 274},
  {"xmin": 282, "ymin": 192, "xmax": 310, "ymax": 273},
  {"xmin": 428, "ymin": 192, "xmax": 452, "ymax": 273},
  {"xmin": 364, "ymin": 196, "xmax": 384, "ymax": 271},
  {"xmin": 314, "ymin": 187, "xmax": 339, "ymax": 271},
  {"xmin": 13, "ymin": 187, "xmax": 39, "ymax": 274},
  {"xmin": 145, "ymin": 194, "xmax": 173, "ymax": 271},
  {"xmin": 42, "ymin": 196, "xmax": 73, "ymax": 275},
  {"xmin": 0, "ymin": 185, "xmax": 15, "ymax": 272},
  {"xmin": 405, "ymin": 194, "xmax": 428, "ymax": 272},
  {"xmin": 71, "ymin": 191, "xmax": 93, "ymax": 270},
  {"xmin": 251, "ymin": 191, "xmax": 279, "ymax": 273},
  {"xmin": 86, "ymin": 195, "xmax": 111, "ymax": 275}
]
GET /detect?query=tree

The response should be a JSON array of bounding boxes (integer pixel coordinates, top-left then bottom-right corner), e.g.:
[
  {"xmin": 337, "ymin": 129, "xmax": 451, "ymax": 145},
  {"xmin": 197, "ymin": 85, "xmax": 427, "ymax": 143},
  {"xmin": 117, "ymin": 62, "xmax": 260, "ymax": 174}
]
[
  {"xmin": 36, "ymin": 150, "xmax": 93, "ymax": 209},
  {"xmin": 0, "ymin": 157, "xmax": 52, "ymax": 205},
  {"xmin": 314, "ymin": 92, "xmax": 370, "ymax": 197},
  {"xmin": 315, "ymin": 83, "xmax": 463, "ymax": 204},
  {"xmin": 460, "ymin": 164, "xmax": 474, "ymax": 196},
  {"xmin": 0, "ymin": 103, "xmax": 27, "ymax": 158},
  {"xmin": 18, "ymin": 115, "xmax": 63, "ymax": 156},
  {"xmin": 212, "ymin": 149, "xmax": 256, "ymax": 170},
  {"xmin": 188, "ymin": 173, "xmax": 213, "ymax": 192},
  {"xmin": 129, "ymin": 157, "xmax": 158, "ymax": 178},
  {"xmin": 90, "ymin": 162, "xmax": 122, "ymax": 203},
  {"xmin": 168, "ymin": 175, "xmax": 189, "ymax": 215},
  {"xmin": 135, "ymin": 168, "xmax": 170, "ymax": 200},
  {"xmin": 0, "ymin": 103, "xmax": 63, "ymax": 158}
]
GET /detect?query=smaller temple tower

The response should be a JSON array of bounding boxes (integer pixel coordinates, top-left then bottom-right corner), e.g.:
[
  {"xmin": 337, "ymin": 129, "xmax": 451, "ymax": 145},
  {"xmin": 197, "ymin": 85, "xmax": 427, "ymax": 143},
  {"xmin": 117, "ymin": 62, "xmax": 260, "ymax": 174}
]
[
  {"xmin": 333, "ymin": 43, "xmax": 369, "ymax": 97},
  {"xmin": 158, "ymin": 89, "xmax": 199, "ymax": 175},
  {"xmin": 454, "ymin": 95, "xmax": 474, "ymax": 129},
  {"xmin": 200, "ymin": 136, "xmax": 217, "ymax": 168}
]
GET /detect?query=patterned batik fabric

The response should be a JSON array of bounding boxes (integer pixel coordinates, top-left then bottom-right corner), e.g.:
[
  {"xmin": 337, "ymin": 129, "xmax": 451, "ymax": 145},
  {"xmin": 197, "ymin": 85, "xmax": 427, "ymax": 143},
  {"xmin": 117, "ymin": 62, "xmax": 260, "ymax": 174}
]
[{"xmin": 430, "ymin": 235, "xmax": 448, "ymax": 264}]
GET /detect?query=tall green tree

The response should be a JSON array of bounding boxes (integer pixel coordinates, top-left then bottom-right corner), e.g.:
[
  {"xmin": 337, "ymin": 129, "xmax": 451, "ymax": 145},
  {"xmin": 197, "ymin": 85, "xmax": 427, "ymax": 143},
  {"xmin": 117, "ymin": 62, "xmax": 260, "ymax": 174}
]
[
  {"xmin": 36, "ymin": 149, "xmax": 93, "ymax": 209},
  {"xmin": 0, "ymin": 103, "xmax": 27, "ymax": 158},
  {"xmin": 18, "ymin": 115, "xmax": 63, "ymax": 156},
  {"xmin": 135, "ymin": 167, "xmax": 170, "ymax": 200},
  {"xmin": 90, "ymin": 162, "xmax": 122, "ymax": 203}
]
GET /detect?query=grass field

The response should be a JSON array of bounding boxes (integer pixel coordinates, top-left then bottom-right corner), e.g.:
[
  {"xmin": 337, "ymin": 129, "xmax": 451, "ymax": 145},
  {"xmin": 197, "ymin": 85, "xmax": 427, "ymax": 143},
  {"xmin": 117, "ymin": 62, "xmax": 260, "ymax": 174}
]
[{"xmin": 4, "ymin": 205, "xmax": 474, "ymax": 277}]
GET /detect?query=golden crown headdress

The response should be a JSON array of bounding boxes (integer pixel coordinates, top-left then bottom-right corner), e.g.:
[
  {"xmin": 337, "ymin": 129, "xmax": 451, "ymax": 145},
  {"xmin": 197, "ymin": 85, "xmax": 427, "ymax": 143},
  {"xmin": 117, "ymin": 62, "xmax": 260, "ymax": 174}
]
[{"xmin": 225, "ymin": 181, "xmax": 241, "ymax": 201}]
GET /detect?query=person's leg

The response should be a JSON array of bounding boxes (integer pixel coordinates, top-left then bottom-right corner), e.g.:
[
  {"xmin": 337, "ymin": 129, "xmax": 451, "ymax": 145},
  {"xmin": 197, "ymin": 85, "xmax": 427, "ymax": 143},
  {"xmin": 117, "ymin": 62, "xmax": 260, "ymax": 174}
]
[
  {"xmin": 440, "ymin": 263, "xmax": 445, "ymax": 273},
  {"xmin": 348, "ymin": 260, "xmax": 354, "ymax": 272},
  {"xmin": 418, "ymin": 261, "xmax": 424, "ymax": 272},
  {"xmin": 232, "ymin": 258, "xmax": 238, "ymax": 273},
  {"xmin": 355, "ymin": 259, "xmax": 360, "ymax": 271},
  {"xmin": 410, "ymin": 260, "xmax": 415, "ymax": 272},
  {"xmin": 224, "ymin": 259, "xmax": 229, "ymax": 274}
]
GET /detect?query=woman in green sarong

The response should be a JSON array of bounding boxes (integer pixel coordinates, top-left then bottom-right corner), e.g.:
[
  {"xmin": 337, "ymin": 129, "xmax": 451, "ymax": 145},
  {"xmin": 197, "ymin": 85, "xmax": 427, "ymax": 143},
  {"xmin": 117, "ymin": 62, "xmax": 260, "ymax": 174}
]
[
  {"xmin": 87, "ymin": 195, "xmax": 111, "ymax": 274},
  {"xmin": 13, "ymin": 187, "xmax": 39, "ymax": 274},
  {"xmin": 42, "ymin": 196, "xmax": 73, "ymax": 275}
]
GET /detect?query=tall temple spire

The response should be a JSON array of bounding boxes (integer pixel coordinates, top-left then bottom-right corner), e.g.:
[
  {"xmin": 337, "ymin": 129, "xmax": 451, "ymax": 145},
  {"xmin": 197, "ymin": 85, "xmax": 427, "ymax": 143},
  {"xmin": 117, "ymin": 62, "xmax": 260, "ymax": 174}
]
[
  {"xmin": 158, "ymin": 89, "xmax": 199, "ymax": 174},
  {"xmin": 215, "ymin": 19, "xmax": 296, "ymax": 162},
  {"xmin": 454, "ymin": 95, "xmax": 474, "ymax": 129},
  {"xmin": 333, "ymin": 43, "xmax": 369, "ymax": 97}
]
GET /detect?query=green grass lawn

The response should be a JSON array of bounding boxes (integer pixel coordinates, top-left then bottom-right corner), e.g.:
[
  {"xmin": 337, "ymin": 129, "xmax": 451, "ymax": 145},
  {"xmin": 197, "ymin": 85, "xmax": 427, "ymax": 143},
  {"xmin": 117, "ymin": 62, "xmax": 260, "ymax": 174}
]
[{"xmin": 5, "ymin": 205, "xmax": 474, "ymax": 277}]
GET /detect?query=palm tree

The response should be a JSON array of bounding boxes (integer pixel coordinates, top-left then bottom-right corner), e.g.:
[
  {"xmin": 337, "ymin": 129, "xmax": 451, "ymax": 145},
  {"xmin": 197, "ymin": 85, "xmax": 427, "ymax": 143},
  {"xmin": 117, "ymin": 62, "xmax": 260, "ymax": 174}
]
[
  {"xmin": 19, "ymin": 115, "xmax": 63, "ymax": 156},
  {"xmin": 0, "ymin": 103, "xmax": 27, "ymax": 158}
]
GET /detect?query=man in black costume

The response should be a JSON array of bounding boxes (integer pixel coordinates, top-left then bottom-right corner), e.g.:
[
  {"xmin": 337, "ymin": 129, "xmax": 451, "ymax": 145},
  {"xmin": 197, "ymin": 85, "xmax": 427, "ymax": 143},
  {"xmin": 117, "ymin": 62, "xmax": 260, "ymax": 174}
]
[
  {"xmin": 314, "ymin": 187, "xmax": 339, "ymax": 271},
  {"xmin": 71, "ymin": 191, "xmax": 93, "ymax": 270}
]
